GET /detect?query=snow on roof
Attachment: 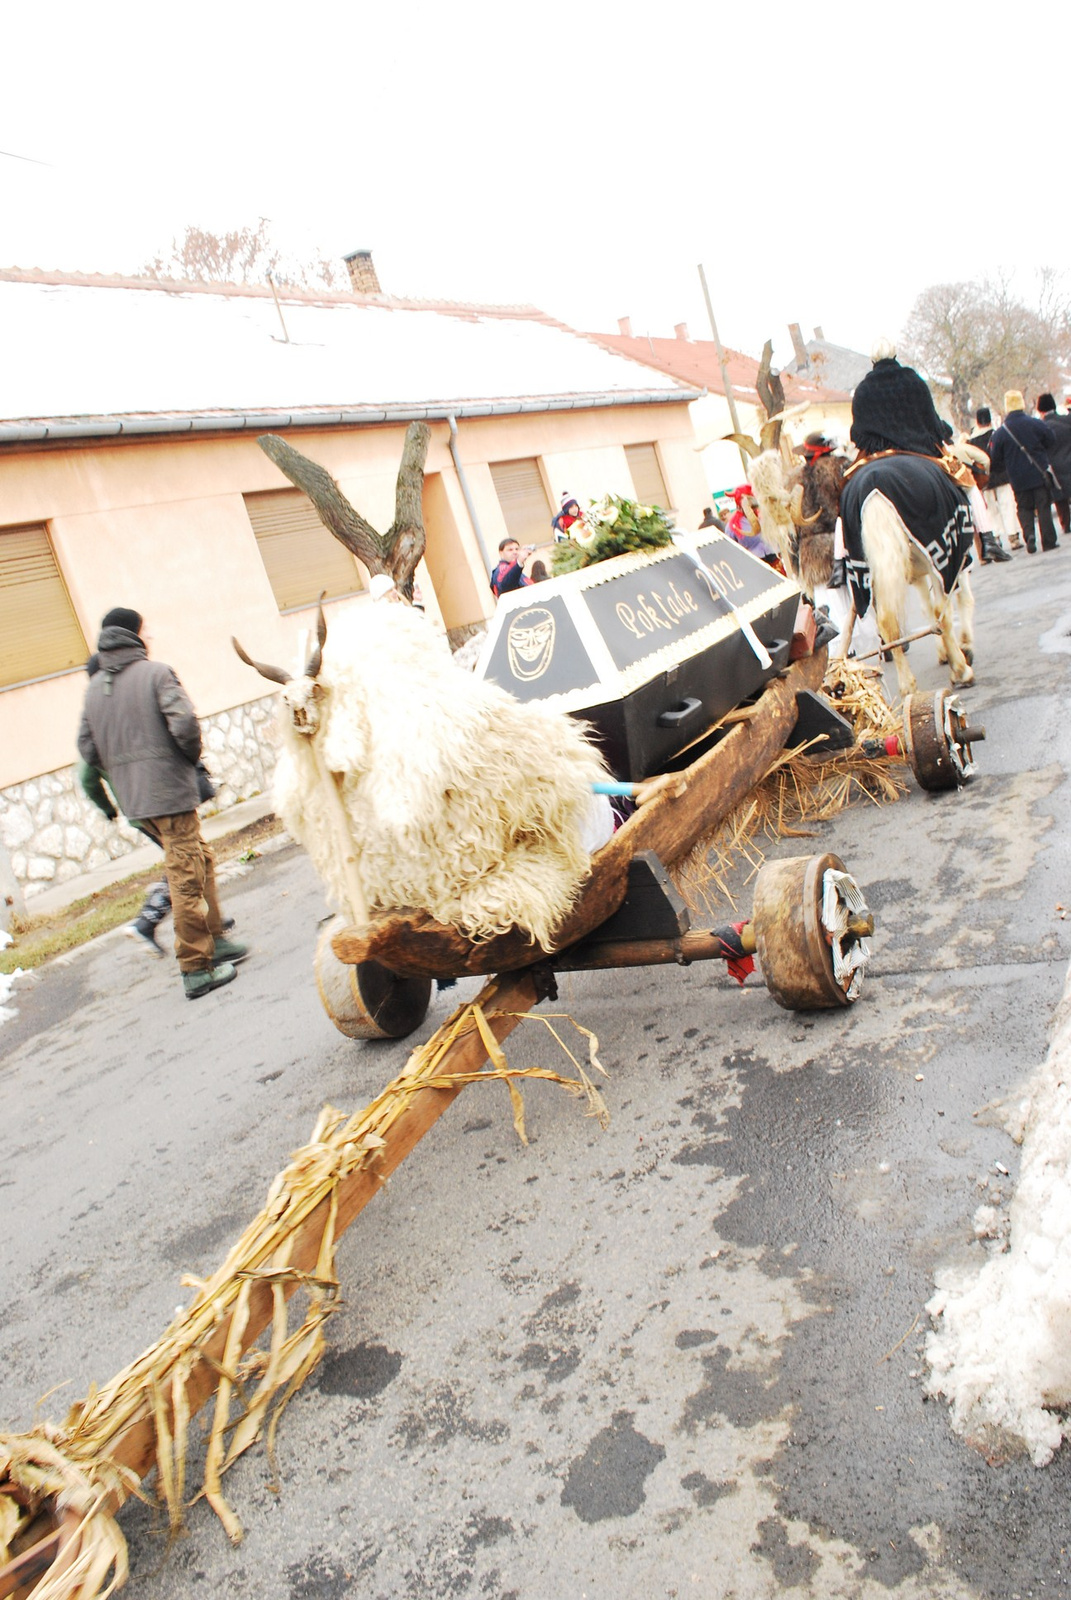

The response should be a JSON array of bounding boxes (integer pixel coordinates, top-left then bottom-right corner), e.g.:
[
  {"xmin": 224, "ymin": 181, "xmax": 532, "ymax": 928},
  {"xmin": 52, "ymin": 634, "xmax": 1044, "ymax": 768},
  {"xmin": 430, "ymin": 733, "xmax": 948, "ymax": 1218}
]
[{"xmin": 0, "ymin": 272, "xmax": 693, "ymax": 435}]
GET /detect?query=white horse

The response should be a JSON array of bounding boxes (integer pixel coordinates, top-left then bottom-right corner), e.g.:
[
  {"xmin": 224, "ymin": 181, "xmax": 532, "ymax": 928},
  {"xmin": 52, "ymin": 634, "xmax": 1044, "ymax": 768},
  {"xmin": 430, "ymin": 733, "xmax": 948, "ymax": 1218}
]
[
  {"xmin": 852, "ymin": 490, "xmax": 975, "ymax": 698},
  {"xmin": 840, "ymin": 451, "xmax": 976, "ymax": 699}
]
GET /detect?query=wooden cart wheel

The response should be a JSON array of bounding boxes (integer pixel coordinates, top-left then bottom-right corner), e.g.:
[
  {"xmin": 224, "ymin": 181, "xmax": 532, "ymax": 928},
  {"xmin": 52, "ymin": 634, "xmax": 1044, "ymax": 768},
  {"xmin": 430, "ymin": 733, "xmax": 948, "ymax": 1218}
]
[
  {"xmin": 902, "ymin": 688, "xmax": 985, "ymax": 792},
  {"xmin": 752, "ymin": 853, "xmax": 869, "ymax": 1011},
  {"xmin": 315, "ymin": 917, "xmax": 432, "ymax": 1040}
]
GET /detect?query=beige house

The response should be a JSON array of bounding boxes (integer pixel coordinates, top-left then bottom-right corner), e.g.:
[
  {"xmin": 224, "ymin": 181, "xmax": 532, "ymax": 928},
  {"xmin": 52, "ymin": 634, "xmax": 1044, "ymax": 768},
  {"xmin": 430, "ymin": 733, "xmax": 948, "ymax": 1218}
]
[
  {"xmin": 0, "ymin": 265, "xmax": 708, "ymax": 913},
  {"xmin": 584, "ymin": 321, "xmax": 854, "ymax": 501}
]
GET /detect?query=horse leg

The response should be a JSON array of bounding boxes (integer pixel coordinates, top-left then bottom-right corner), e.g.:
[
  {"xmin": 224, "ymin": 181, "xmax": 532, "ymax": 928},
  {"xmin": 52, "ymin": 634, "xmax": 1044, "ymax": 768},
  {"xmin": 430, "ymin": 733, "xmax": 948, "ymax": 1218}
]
[
  {"xmin": 863, "ymin": 494, "xmax": 918, "ymax": 697},
  {"xmin": 955, "ymin": 571, "xmax": 975, "ymax": 667},
  {"xmin": 931, "ymin": 586, "xmax": 974, "ymax": 686},
  {"xmin": 874, "ymin": 592, "xmax": 917, "ymax": 696}
]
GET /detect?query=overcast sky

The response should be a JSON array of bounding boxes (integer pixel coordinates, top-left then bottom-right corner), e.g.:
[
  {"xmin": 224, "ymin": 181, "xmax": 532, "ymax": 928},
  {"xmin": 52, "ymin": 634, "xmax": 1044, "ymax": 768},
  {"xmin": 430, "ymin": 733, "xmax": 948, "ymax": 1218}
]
[{"xmin": 3, "ymin": 1, "xmax": 1067, "ymax": 370}]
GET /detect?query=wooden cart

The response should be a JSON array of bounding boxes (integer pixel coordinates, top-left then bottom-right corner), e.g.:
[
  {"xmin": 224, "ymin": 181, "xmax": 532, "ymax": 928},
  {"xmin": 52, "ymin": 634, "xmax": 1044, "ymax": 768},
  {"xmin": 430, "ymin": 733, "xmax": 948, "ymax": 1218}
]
[{"xmin": 315, "ymin": 643, "xmax": 874, "ymax": 1040}]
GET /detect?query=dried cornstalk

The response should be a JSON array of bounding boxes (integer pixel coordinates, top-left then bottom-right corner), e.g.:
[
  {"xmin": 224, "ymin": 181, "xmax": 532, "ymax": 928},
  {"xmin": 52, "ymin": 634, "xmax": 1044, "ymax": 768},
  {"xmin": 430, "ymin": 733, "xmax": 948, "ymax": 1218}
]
[
  {"xmin": 0, "ymin": 984, "xmax": 607, "ymax": 1594},
  {"xmin": 671, "ymin": 659, "xmax": 908, "ymax": 916}
]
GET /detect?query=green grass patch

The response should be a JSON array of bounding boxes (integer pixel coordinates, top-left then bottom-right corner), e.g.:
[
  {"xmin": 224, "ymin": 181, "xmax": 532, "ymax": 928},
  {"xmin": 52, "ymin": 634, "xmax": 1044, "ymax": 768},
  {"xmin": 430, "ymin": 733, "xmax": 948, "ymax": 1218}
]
[{"xmin": 1, "ymin": 883, "xmax": 152, "ymax": 973}]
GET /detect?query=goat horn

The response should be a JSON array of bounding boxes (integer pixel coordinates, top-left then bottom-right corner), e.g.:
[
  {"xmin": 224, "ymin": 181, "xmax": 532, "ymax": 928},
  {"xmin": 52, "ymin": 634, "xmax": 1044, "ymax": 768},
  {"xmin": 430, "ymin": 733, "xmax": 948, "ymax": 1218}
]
[
  {"xmin": 305, "ymin": 594, "xmax": 327, "ymax": 679},
  {"xmin": 232, "ymin": 637, "xmax": 290, "ymax": 685}
]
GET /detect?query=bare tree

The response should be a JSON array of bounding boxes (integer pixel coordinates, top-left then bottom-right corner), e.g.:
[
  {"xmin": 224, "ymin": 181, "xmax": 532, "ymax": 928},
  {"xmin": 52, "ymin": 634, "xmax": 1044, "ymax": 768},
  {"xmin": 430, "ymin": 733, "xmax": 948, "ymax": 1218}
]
[
  {"xmin": 257, "ymin": 425, "xmax": 431, "ymax": 599},
  {"xmin": 144, "ymin": 218, "xmax": 346, "ymax": 292},
  {"xmin": 902, "ymin": 273, "xmax": 1069, "ymax": 426}
]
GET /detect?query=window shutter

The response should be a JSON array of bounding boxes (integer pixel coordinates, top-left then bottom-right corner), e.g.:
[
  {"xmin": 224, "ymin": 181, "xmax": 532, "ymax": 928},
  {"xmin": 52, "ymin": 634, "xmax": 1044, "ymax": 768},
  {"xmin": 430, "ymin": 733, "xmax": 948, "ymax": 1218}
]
[
  {"xmin": 489, "ymin": 458, "xmax": 552, "ymax": 547},
  {"xmin": 624, "ymin": 443, "xmax": 670, "ymax": 510},
  {"xmin": 0, "ymin": 524, "xmax": 88, "ymax": 689},
  {"xmin": 244, "ymin": 490, "xmax": 366, "ymax": 612}
]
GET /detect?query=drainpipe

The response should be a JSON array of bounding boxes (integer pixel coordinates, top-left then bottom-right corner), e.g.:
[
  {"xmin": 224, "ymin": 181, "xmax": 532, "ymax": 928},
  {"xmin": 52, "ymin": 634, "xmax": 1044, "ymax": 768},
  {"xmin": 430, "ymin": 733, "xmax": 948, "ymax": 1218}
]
[{"xmin": 447, "ymin": 413, "xmax": 491, "ymax": 573}]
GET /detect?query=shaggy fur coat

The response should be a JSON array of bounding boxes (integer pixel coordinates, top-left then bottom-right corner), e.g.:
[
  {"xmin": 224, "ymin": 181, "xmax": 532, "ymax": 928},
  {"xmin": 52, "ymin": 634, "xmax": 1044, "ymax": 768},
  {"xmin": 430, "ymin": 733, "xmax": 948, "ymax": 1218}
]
[
  {"xmin": 786, "ymin": 454, "xmax": 846, "ymax": 593},
  {"xmin": 273, "ymin": 604, "xmax": 610, "ymax": 949}
]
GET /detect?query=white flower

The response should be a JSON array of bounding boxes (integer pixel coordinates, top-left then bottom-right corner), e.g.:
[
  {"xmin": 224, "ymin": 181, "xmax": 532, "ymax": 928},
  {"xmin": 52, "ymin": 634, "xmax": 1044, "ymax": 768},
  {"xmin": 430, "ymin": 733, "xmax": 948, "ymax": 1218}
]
[
  {"xmin": 574, "ymin": 518, "xmax": 600, "ymax": 548},
  {"xmin": 601, "ymin": 504, "xmax": 620, "ymax": 526}
]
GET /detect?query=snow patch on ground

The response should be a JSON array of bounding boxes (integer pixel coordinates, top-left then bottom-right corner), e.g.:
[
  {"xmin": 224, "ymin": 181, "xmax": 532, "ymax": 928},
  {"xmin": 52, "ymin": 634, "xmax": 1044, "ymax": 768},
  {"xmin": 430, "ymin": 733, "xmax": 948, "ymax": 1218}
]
[
  {"xmin": 0, "ymin": 968, "xmax": 28, "ymax": 1026},
  {"xmin": 1039, "ymin": 610, "xmax": 1071, "ymax": 655},
  {"xmin": 926, "ymin": 966, "xmax": 1071, "ymax": 1465}
]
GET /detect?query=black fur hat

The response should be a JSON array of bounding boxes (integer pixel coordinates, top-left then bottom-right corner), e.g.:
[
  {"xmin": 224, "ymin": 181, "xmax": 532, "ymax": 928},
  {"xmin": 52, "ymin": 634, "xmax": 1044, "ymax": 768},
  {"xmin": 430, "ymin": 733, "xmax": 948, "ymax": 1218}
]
[{"xmin": 1038, "ymin": 393, "xmax": 1057, "ymax": 415}]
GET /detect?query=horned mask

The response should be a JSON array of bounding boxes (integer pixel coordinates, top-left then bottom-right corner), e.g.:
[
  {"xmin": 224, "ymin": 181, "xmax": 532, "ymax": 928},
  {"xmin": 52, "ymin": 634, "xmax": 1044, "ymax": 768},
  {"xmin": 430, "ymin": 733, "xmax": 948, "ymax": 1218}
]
[{"xmin": 232, "ymin": 602, "xmax": 328, "ymax": 738}]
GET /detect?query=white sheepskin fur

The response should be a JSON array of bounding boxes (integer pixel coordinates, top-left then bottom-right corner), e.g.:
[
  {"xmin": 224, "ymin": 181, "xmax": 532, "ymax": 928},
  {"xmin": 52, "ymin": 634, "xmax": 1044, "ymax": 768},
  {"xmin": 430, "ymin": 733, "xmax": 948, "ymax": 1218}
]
[
  {"xmin": 272, "ymin": 602, "xmax": 610, "ymax": 948},
  {"xmin": 748, "ymin": 449, "xmax": 799, "ymax": 573}
]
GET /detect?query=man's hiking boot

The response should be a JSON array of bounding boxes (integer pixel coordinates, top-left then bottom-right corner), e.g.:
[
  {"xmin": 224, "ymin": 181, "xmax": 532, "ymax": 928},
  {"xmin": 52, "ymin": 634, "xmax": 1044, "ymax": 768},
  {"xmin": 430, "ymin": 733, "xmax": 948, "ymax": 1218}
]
[
  {"xmin": 213, "ymin": 936, "xmax": 249, "ymax": 965},
  {"xmin": 183, "ymin": 962, "xmax": 237, "ymax": 1000},
  {"xmin": 125, "ymin": 917, "xmax": 165, "ymax": 958}
]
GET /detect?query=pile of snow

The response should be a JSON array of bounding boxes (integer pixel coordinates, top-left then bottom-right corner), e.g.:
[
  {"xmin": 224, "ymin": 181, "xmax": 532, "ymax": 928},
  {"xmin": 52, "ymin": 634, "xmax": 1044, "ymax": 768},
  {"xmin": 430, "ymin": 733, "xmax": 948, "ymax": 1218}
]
[
  {"xmin": 0, "ymin": 928, "xmax": 25, "ymax": 1025},
  {"xmin": 926, "ymin": 973, "xmax": 1071, "ymax": 1465}
]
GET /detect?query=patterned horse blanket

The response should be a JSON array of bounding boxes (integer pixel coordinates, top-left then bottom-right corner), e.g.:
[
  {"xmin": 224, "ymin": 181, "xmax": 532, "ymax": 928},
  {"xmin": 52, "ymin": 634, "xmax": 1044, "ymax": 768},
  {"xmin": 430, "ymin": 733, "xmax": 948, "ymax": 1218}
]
[{"xmin": 839, "ymin": 454, "xmax": 975, "ymax": 619}]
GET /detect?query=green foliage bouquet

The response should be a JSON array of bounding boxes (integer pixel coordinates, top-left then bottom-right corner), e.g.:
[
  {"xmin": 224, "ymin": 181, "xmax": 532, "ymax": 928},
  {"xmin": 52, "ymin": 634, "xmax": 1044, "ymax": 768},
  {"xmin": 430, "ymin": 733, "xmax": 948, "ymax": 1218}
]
[{"xmin": 551, "ymin": 495, "xmax": 676, "ymax": 575}]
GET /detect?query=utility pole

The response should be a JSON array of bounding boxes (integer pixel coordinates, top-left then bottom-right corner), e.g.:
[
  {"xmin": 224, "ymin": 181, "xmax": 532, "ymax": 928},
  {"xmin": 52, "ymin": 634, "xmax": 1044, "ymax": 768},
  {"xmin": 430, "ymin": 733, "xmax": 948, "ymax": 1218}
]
[{"xmin": 698, "ymin": 263, "xmax": 750, "ymax": 478}]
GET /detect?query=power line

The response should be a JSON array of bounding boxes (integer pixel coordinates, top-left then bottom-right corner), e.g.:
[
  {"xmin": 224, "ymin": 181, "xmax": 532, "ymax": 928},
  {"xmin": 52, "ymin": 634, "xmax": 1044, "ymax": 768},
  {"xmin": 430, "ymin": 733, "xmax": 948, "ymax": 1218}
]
[{"xmin": 0, "ymin": 149, "xmax": 53, "ymax": 166}]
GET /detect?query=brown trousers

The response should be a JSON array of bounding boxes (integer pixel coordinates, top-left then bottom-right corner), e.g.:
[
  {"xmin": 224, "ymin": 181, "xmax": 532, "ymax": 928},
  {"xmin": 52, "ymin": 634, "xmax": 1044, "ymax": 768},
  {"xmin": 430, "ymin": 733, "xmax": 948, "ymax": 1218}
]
[{"xmin": 143, "ymin": 812, "xmax": 222, "ymax": 973}]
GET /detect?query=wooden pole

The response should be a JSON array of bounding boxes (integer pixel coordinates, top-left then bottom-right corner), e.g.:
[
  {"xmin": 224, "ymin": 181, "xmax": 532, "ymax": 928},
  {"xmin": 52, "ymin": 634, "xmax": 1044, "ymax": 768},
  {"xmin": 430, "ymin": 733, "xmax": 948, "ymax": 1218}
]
[
  {"xmin": 698, "ymin": 263, "xmax": 750, "ymax": 479},
  {"xmin": 309, "ymin": 743, "xmax": 370, "ymax": 927},
  {"xmin": 56, "ymin": 974, "xmax": 537, "ymax": 1493}
]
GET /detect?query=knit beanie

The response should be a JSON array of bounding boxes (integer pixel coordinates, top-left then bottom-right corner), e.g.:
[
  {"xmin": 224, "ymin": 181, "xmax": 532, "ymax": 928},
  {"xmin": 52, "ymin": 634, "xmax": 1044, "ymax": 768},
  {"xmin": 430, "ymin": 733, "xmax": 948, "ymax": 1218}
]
[
  {"xmin": 101, "ymin": 606, "xmax": 142, "ymax": 634},
  {"xmin": 1038, "ymin": 393, "xmax": 1056, "ymax": 415},
  {"xmin": 1003, "ymin": 391, "xmax": 1025, "ymax": 413}
]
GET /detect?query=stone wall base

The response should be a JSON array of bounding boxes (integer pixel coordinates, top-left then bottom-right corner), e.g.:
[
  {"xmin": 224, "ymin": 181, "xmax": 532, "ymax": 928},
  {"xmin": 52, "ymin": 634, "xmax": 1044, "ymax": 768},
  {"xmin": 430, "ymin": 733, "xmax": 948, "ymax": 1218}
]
[{"xmin": 0, "ymin": 694, "xmax": 280, "ymax": 921}]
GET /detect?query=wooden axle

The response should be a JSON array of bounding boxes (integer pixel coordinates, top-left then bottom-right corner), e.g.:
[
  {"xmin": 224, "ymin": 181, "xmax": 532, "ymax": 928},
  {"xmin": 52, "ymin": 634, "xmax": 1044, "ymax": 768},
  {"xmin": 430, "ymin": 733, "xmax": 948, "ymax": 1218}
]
[{"xmin": 556, "ymin": 911, "xmax": 874, "ymax": 974}]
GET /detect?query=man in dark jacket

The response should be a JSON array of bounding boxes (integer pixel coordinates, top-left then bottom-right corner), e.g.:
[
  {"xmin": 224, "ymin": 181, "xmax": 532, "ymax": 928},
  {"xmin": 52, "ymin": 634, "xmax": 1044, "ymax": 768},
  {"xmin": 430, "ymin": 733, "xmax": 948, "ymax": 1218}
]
[
  {"xmin": 1037, "ymin": 393, "xmax": 1071, "ymax": 538},
  {"xmin": 77, "ymin": 607, "xmax": 247, "ymax": 999},
  {"xmin": 988, "ymin": 392, "xmax": 1060, "ymax": 553}
]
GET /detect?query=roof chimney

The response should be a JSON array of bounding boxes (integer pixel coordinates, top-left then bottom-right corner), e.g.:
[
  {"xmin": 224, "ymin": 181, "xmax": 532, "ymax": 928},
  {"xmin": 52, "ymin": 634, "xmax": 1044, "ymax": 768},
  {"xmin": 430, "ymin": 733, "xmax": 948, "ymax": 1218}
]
[
  {"xmin": 674, "ymin": 322, "xmax": 691, "ymax": 342},
  {"xmin": 813, "ymin": 325, "xmax": 825, "ymax": 341},
  {"xmin": 788, "ymin": 322, "xmax": 809, "ymax": 368},
  {"xmin": 618, "ymin": 316, "xmax": 633, "ymax": 338},
  {"xmin": 343, "ymin": 249, "xmax": 381, "ymax": 295}
]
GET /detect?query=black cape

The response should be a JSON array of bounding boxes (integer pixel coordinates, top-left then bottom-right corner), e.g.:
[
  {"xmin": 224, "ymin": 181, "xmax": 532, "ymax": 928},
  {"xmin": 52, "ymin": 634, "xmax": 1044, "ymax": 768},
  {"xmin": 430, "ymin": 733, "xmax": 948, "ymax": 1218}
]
[
  {"xmin": 840, "ymin": 455, "xmax": 975, "ymax": 619},
  {"xmin": 850, "ymin": 359, "xmax": 947, "ymax": 457}
]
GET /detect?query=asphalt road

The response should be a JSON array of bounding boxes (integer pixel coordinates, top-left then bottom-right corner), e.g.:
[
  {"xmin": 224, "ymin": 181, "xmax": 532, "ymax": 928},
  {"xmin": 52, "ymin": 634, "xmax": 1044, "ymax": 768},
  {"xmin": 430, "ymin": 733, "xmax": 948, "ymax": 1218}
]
[{"xmin": 3, "ymin": 545, "xmax": 1071, "ymax": 1600}]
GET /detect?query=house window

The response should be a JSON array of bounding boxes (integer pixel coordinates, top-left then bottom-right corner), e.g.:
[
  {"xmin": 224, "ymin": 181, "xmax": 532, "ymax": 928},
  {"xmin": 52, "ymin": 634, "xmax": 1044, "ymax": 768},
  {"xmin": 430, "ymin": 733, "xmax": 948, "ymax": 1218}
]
[
  {"xmin": 0, "ymin": 523, "xmax": 88, "ymax": 689},
  {"xmin": 625, "ymin": 443, "xmax": 671, "ymax": 510},
  {"xmin": 244, "ymin": 489, "xmax": 367, "ymax": 612},
  {"xmin": 489, "ymin": 458, "xmax": 552, "ymax": 547}
]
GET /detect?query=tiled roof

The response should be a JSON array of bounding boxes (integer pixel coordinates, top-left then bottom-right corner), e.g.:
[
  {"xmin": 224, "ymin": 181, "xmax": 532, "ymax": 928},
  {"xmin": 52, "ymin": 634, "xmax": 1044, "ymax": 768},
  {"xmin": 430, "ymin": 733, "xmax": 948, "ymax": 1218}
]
[
  {"xmin": 0, "ymin": 270, "xmax": 696, "ymax": 435},
  {"xmin": 582, "ymin": 330, "xmax": 852, "ymax": 405}
]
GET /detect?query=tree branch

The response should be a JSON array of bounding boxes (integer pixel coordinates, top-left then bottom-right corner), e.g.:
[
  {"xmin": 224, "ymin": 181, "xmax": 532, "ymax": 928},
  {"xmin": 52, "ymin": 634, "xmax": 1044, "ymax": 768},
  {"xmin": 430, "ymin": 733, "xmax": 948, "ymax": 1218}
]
[
  {"xmin": 257, "ymin": 434, "xmax": 391, "ymax": 572},
  {"xmin": 756, "ymin": 340, "xmax": 785, "ymax": 449},
  {"xmin": 257, "ymin": 429, "xmax": 431, "ymax": 599},
  {"xmin": 385, "ymin": 422, "xmax": 431, "ymax": 598}
]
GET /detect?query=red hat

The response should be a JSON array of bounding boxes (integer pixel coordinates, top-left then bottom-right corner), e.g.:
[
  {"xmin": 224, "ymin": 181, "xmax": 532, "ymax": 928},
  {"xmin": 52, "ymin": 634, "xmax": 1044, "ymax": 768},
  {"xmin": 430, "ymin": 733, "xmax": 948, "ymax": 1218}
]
[{"xmin": 731, "ymin": 484, "xmax": 753, "ymax": 502}]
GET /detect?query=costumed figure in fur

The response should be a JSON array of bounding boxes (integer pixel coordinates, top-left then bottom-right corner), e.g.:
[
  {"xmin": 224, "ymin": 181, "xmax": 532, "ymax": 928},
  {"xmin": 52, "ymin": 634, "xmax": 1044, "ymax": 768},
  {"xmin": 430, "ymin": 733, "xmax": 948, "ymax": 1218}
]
[
  {"xmin": 234, "ymin": 596, "xmax": 611, "ymax": 950},
  {"xmin": 786, "ymin": 433, "xmax": 846, "ymax": 595}
]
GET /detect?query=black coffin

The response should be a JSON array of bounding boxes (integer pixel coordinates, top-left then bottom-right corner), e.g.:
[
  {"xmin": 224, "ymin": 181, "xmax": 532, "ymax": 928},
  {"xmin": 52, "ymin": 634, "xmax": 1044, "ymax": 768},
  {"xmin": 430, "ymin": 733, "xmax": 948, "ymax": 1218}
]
[{"xmin": 474, "ymin": 532, "xmax": 802, "ymax": 780}]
